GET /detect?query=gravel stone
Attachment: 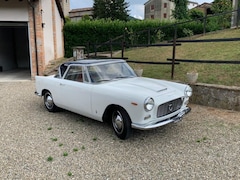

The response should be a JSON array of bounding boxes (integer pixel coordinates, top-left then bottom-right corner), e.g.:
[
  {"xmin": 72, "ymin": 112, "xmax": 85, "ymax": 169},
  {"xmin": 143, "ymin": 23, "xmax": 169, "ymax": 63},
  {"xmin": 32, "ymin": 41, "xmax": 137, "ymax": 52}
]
[{"xmin": 0, "ymin": 81, "xmax": 240, "ymax": 179}]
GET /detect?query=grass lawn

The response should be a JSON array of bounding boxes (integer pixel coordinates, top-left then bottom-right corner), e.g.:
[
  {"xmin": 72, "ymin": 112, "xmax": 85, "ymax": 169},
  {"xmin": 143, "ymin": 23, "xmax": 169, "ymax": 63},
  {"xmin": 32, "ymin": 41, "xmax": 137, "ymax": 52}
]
[{"xmin": 120, "ymin": 28, "xmax": 240, "ymax": 86}]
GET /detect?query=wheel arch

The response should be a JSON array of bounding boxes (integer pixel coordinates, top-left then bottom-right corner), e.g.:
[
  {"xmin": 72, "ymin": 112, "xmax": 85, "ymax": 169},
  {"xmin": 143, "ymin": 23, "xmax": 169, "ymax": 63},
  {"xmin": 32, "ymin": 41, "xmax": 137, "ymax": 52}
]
[
  {"xmin": 42, "ymin": 89, "xmax": 50, "ymax": 96},
  {"xmin": 102, "ymin": 104, "xmax": 132, "ymax": 124}
]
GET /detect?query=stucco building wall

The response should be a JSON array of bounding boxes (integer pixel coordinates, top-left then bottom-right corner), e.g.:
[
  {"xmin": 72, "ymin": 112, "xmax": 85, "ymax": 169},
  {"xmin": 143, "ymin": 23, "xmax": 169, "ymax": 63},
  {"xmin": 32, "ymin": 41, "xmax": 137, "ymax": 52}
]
[
  {"xmin": 144, "ymin": 0, "xmax": 174, "ymax": 20},
  {"xmin": 54, "ymin": 1, "xmax": 64, "ymax": 59},
  {"xmin": 0, "ymin": 1, "xmax": 29, "ymax": 21},
  {"xmin": 0, "ymin": 0, "xmax": 65, "ymax": 77}
]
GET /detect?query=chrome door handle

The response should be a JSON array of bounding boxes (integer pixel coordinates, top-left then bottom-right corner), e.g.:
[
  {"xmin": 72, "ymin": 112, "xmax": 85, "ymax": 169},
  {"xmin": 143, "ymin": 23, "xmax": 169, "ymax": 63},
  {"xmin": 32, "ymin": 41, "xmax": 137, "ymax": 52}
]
[{"xmin": 60, "ymin": 83, "xmax": 65, "ymax": 86}]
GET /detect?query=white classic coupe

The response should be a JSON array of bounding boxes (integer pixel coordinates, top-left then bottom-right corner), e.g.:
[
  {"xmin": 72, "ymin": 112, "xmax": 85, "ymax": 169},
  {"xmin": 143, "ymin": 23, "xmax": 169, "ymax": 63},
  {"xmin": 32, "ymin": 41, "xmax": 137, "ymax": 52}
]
[{"xmin": 35, "ymin": 59, "xmax": 192, "ymax": 139}]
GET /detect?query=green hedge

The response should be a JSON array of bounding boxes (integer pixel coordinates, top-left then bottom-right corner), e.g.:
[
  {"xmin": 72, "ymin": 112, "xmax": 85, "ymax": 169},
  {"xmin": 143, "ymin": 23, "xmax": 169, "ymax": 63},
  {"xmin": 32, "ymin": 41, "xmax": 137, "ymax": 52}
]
[{"xmin": 64, "ymin": 18, "xmax": 221, "ymax": 58}]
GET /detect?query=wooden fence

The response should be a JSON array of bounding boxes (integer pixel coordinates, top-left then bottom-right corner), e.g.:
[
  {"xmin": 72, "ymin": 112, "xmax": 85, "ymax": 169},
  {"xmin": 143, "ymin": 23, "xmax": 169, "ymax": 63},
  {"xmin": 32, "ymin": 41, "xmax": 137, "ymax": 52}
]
[{"xmin": 85, "ymin": 9, "xmax": 240, "ymax": 79}]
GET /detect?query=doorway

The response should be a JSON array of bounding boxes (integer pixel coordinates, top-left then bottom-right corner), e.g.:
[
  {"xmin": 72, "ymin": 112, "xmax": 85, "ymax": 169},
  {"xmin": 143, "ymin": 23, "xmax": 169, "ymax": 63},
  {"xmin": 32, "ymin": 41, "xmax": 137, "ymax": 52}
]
[{"xmin": 0, "ymin": 22, "xmax": 31, "ymax": 79}]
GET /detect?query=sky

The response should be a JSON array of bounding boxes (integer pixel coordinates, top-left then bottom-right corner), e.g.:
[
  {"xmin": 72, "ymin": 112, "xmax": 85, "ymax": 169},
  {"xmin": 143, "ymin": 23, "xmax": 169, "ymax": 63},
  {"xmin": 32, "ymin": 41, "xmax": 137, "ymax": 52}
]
[{"xmin": 70, "ymin": 0, "xmax": 213, "ymax": 20}]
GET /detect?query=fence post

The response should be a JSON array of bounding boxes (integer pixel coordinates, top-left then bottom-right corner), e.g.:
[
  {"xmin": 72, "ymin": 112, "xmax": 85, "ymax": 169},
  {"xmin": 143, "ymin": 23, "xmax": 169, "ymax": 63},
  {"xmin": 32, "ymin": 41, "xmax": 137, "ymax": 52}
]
[
  {"xmin": 203, "ymin": 14, "xmax": 207, "ymax": 35},
  {"xmin": 94, "ymin": 43, "xmax": 97, "ymax": 57},
  {"xmin": 121, "ymin": 40, "xmax": 125, "ymax": 58},
  {"xmin": 87, "ymin": 42, "xmax": 90, "ymax": 58},
  {"xmin": 148, "ymin": 29, "xmax": 151, "ymax": 44},
  {"xmin": 171, "ymin": 25, "xmax": 177, "ymax": 80},
  {"xmin": 122, "ymin": 31, "xmax": 126, "ymax": 58},
  {"xmin": 110, "ymin": 39, "xmax": 113, "ymax": 58}
]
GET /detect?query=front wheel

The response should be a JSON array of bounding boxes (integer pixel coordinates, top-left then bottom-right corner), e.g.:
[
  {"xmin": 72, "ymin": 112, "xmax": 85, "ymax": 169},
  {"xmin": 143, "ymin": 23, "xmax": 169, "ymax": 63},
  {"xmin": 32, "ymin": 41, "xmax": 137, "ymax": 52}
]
[
  {"xmin": 43, "ymin": 91, "xmax": 58, "ymax": 112},
  {"xmin": 111, "ymin": 107, "xmax": 132, "ymax": 140}
]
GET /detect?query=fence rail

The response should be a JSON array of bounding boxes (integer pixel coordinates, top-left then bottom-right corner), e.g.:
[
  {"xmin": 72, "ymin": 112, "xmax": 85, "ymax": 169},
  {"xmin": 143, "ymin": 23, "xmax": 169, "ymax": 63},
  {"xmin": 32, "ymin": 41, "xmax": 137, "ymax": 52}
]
[
  {"xmin": 167, "ymin": 59, "xmax": 240, "ymax": 64},
  {"xmin": 86, "ymin": 9, "xmax": 240, "ymax": 79},
  {"xmin": 169, "ymin": 38, "xmax": 240, "ymax": 43},
  {"xmin": 127, "ymin": 60, "xmax": 180, "ymax": 65}
]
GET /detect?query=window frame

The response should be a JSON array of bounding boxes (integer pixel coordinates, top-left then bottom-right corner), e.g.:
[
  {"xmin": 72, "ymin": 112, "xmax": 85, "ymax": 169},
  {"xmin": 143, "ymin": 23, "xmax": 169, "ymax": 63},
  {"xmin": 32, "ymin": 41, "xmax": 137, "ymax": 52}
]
[{"xmin": 64, "ymin": 65, "xmax": 90, "ymax": 83}]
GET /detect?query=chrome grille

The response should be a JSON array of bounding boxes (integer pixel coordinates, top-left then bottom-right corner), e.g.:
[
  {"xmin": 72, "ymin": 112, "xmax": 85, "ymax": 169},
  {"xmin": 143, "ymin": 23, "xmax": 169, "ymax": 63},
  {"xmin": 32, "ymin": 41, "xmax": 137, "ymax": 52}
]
[{"xmin": 157, "ymin": 98, "xmax": 183, "ymax": 118}]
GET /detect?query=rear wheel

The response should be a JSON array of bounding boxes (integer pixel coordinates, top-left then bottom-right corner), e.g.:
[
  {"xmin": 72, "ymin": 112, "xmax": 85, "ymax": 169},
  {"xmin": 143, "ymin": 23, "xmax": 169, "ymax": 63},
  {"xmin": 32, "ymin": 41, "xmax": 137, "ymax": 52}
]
[
  {"xmin": 111, "ymin": 107, "xmax": 132, "ymax": 140},
  {"xmin": 43, "ymin": 91, "xmax": 58, "ymax": 112}
]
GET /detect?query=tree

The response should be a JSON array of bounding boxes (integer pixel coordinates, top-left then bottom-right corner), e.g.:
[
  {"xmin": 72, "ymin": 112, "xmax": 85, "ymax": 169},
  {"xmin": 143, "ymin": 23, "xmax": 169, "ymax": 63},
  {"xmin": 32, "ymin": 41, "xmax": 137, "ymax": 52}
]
[
  {"xmin": 211, "ymin": 0, "xmax": 233, "ymax": 13},
  {"xmin": 189, "ymin": 9, "xmax": 205, "ymax": 21},
  {"xmin": 172, "ymin": 0, "xmax": 189, "ymax": 20},
  {"xmin": 211, "ymin": 0, "xmax": 233, "ymax": 28},
  {"xmin": 93, "ymin": 0, "xmax": 130, "ymax": 21}
]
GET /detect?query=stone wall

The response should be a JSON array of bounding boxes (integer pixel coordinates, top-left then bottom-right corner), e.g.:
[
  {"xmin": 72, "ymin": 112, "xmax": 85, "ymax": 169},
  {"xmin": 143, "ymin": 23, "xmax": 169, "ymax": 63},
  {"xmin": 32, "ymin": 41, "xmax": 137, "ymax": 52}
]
[{"xmin": 190, "ymin": 83, "xmax": 240, "ymax": 111}]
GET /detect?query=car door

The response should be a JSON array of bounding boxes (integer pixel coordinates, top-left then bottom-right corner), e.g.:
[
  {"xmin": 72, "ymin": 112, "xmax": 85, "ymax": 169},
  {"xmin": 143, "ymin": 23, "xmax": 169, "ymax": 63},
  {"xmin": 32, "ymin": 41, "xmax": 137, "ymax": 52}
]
[{"xmin": 56, "ymin": 65, "xmax": 93, "ymax": 117}]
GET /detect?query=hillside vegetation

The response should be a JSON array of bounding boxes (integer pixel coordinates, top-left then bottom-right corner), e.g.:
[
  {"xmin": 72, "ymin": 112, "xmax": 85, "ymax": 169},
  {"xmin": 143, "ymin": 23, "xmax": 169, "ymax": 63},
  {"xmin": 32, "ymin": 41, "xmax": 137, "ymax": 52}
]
[{"xmin": 122, "ymin": 28, "xmax": 240, "ymax": 86}]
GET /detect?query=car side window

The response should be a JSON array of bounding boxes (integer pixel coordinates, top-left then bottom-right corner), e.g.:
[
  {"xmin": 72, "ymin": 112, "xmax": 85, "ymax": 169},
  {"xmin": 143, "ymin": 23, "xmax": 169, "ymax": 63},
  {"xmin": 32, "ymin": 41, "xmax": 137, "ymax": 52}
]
[
  {"xmin": 87, "ymin": 66, "xmax": 101, "ymax": 83},
  {"xmin": 64, "ymin": 66, "xmax": 83, "ymax": 82}
]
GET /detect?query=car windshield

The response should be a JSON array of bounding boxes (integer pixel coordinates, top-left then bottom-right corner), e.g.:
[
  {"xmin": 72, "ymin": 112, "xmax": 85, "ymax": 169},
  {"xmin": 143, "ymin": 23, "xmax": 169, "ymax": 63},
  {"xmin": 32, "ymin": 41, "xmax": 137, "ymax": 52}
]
[{"xmin": 87, "ymin": 62, "xmax": 136, "ymax": 83}]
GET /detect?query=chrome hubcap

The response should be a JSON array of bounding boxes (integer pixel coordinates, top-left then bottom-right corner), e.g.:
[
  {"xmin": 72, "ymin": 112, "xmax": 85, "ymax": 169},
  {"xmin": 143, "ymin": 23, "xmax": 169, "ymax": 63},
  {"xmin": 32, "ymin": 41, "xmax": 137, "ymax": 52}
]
[
  {"xmin": 112, "ymin": 111, "xmax": 124, "ymax": 134},
  {"xmin": 45, "ymin": 94, "xmax": 53, "ymax": 109}
]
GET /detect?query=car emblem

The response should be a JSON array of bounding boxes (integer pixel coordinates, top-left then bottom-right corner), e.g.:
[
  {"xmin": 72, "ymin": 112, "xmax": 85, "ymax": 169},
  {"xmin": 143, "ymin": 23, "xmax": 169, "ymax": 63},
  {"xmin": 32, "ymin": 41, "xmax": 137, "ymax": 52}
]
[{"xmin": 168, "ymin": 104, "xmax": 173, "ymax": 112}]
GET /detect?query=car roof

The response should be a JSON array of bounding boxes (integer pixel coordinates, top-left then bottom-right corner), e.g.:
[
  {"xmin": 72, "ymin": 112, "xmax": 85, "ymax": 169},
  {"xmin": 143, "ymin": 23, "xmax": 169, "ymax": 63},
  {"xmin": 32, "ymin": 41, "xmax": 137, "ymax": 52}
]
[{"xmin": 62, "ymin": 59, "xmax": 126, "ymax": 66}]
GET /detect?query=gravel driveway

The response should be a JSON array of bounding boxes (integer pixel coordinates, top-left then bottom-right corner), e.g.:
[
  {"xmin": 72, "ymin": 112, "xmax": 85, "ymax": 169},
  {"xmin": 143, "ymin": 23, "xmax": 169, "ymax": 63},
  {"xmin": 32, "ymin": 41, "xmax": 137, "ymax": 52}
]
[{"xmin": 0, "ymin": 81, "xmax": 240, "ymax": 179}]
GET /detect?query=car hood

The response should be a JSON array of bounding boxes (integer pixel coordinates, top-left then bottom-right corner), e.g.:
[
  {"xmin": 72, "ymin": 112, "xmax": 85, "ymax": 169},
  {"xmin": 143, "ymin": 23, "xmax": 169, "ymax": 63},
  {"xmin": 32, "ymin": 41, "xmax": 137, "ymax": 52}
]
[
  {"xmin": 124, "ymin": 77, "xmax": 167, "ymax": 92},
  {"xmin": 106, "ymin": 77, "xmax": 178, "ymax": 95}
]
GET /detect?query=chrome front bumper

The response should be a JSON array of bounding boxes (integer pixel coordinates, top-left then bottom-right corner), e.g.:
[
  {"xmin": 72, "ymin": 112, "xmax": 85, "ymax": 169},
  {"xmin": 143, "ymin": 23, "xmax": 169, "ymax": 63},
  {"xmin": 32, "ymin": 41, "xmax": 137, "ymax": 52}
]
[{"xmin": 131, "ymin": 107, "xmax": 191, "ymax": 130}]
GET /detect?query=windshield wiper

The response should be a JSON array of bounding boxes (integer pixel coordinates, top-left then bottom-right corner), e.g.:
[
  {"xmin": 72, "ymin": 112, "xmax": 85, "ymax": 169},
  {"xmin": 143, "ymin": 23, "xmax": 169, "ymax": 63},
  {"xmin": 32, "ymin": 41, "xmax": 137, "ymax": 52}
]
[
  {"xmin": 95, "ymin": 79, "xmax": 111, "ymax": 83},
  {"xmin": 115, "ymin": 76, "xmax": 130, "ymax": 79}
]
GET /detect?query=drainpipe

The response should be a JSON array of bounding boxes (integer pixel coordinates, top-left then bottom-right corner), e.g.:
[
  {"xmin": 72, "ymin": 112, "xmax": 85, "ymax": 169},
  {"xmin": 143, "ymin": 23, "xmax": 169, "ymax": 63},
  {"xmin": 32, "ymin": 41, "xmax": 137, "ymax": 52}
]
[{"xmin": 28, "ymin": 0, "xmax": 39, "ymax": 75}]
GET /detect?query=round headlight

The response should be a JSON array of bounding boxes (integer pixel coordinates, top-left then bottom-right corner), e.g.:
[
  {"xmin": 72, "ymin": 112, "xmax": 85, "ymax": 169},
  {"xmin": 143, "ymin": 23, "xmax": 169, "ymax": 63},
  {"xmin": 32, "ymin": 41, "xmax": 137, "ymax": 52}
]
[
  {"xmin": 185, "ymin": 86, "xmax": 192, "ymax": 97},
  {"xmin": 144, "ymin": 97, "xmax": 154, "ymax": 111}
]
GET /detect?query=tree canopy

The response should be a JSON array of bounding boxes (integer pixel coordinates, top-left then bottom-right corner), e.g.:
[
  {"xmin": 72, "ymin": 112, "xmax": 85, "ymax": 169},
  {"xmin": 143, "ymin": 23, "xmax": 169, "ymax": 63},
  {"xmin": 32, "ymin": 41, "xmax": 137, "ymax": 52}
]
[
  {"xmin": 93, "ymin": 0, "xmax": 130, "ymax": 21},
  {"xmin": 211, "ymin": 0, "xmax": 233, "ymax": 13},
  {"xmin": 172, "ymin": 0, "xmax": 189, "ymax": 20}
]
